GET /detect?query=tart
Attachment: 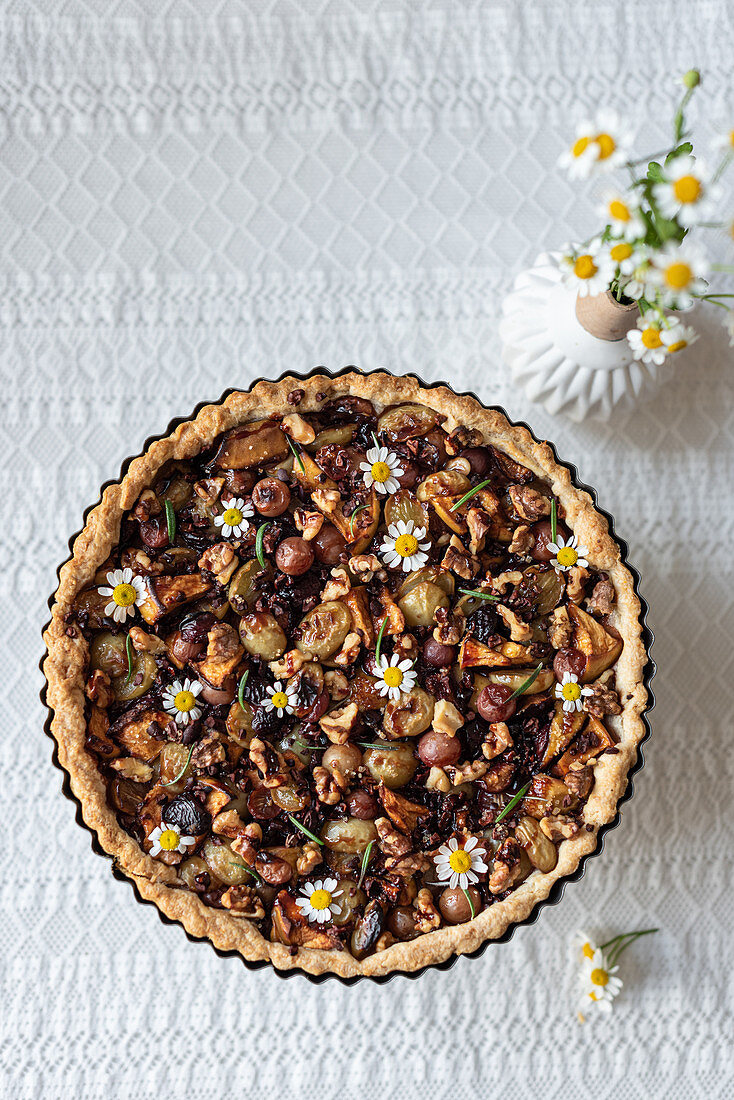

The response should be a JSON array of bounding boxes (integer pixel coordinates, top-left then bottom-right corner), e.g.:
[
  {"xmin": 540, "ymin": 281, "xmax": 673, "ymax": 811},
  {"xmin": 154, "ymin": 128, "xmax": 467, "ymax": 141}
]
[{"xmin": 43, "ymin": 371, "xmax": 649, "ymax": 979}]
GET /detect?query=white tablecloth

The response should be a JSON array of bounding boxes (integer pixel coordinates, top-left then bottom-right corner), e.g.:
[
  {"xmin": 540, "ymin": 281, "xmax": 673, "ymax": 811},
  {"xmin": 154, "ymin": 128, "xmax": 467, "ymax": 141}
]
[{"xmin": 3, "ymin": 2, "xmax": 733, "ymax": 1097}]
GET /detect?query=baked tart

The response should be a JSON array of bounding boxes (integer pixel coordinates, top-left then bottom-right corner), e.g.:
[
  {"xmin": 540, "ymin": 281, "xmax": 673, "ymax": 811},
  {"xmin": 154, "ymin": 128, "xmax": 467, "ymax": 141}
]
[{"xmin": 43, "ymin": 371, "xmax": 650, "ymax": 979}]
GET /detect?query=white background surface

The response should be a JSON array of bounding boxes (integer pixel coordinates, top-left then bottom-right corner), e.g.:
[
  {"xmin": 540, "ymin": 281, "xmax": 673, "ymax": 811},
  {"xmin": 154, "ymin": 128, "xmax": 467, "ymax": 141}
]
[{"xmin": 2, "ymin": 2, "xmax": 734, "ymax": 1097}]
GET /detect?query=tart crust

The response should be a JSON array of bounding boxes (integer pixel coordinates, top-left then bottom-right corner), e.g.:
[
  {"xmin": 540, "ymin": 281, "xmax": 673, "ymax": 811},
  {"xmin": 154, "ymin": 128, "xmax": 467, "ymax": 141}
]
[{"xmin": 43, "ymin": 370, "xmax": 649, "ymax": 979}]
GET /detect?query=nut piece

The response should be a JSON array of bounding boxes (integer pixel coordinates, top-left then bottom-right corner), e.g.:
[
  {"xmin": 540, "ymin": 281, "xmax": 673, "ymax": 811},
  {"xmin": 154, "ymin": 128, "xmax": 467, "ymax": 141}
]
[
  {"xmin": 319, "ymin": 701, "xmax": 360, "ymax": 744},
  {"xmin": 195, "ymin": 622, "xmax": 244, "ymax": 688},
  {"xmin": 375, "ymin": 816, "xmax": 412, "ymax": 858},
  {"xmin": 432, "ymin": 698, "xmax": 464, "ymax": 738},
  {"xmin": 248, "ymin": 737, "xmax": 288, "ymax": 788},
  {"xmin": 281, "ymin": 413, "xmax": 316, "ymax": 445},
  {"xmin": 497, "ymin": 604, "xmax": 532, "ymax": 644},
  {"xmin": 324, "ymin": 670, "xmax": 349, "ymax": 700},
  {"xmin": 269, "ymin": 649, "xmax": 310, "ymax": 679},
  {"xmin": 313, "ymin": 765, "xmax": 342, "ymax": 805},
  {"xmin": 445, "ymin": 760, "xmax": 489, "ymax": 784},
  {"xmin": 566, "ymin": 565, "xmax": 590, "ymax": 604},
  {"xmin": 349, "ymin": 553, "xmax": 382, "ymax": 582},
  {"xmin": 321, "ymin": 567, "xmax": 351, "ymax": 602},
  {"xmin": 548, "ymin": 606, "xmax": 573, "ymax": 649},
  {"xmin": 492, "ymin": 570, "xmax": 524, "ymax": 593},
  {"xmin": 86, "ymin": 669, "xmax": 113, "ymax": 708},
  {"xmin": 312, "ymin": 487, "xmax": 341, "ymax": 514},
  {"xmin": 110, "ymin": 757, "xmax": 153, "ymax": 782},
  {"xmin": 198, "ymin": 542, "xmax": 238, "ymax": 585},
  {"xmin": 583, "ymin": 680, "xmax": 622, "ymax": 717},
  {"xmin": 412, "ymin": 888, "xmax": 441, "ymax": 933},
  {"xmin": 587, "ymin": 576, "xmax": 616, "ymax": 616},
  {"xmin": 128, "ymin": 626, "xmax": 166, "ymax": 655},
  {"xmin": 433, "ymin": 607, "xmax": 465, "ymax": 646},
  {"xmin": 293, "ymin": 508, "xmax": 324, "ymax": 541},
  {"xmin": 194, "ymin": 477, "xmax": 225, "ymax": 504},
  {"xmin": 133, "ymin": 488, "xmax": 160, "ymax": 521},
  {"xmin": 507, "ymin": 484, "xmax": 551, "ymax": 522},
  {"xmin": 509, "ymin": 524, "xmax": 533, "ymax": 555},
  {"xmin": 564, "ymin": 765, "xmax": 595, "ymax": 799},
  {"xmin": 482, "ymin": 721, "xmax": 513, "ymax": 760},
  {"xmin": 221, "ymin": 884, "xmax": 266, "ymax": 918},
  {"xmin": 488, "ymin": 837, "xmax": 528, "ymax": 894},
  {"xmin": 425, "ymin": 765, "xmax": 451, "ymax": 792},
  {"xmin": 297, "ymin": 841, "xmax": 323, "ymax": 877},
  {"xmin": 333, "ymin": 631, "xmax": 362, "ymax": 668},
  {"xmin": 191, "ymin": 734, "xmax": 225, "ymax": 771},
  {"xmin": 441, "ymin": 535, "xmax": 480, "ymax": 580},
  {"xmin": 539, "ymin": 814, "xmax": 580, "ymax": 841},
  {"xmin": 466, "ymin": 507, "xmax": 494, "ymax": 554}
]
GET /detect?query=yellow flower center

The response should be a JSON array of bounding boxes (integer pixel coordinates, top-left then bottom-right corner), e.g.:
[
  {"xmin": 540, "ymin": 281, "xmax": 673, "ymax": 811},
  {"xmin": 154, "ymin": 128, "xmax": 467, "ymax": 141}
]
[
  {"xmin": 371, "ymin": 460, "xmax": 391, "ymax": 484},
  {"xmin": 609, "ymin": 199, "xmax": 630, "ymax": 222},
  {"xmin": 562, "ymin": 681, "xmax": 582, "ymax": 702},
  {"xmin": 610, "ymin": 242, "xmax": 633, "ymax": 263},
  {"xmin": 383, "ymin": 667, "xmax": 404, "ymax": 689},
  {"xmin": 573, "ymin": 255, "xmax": 597, "ymax": 280},
  {"xmin": 174, "ymin": 690, "xmax": 196, "ymax": 713},
  {"xmin": 309, "ymin": 889, "xmax": 332, "ymax": 911},
  {"xmin": 112, "ymin": 582, "xmax": 137, "ymax": 608},
  {"xmin": 572, "ymin": 135, "xmax": 591, "ymax": 158},
  {"xmin": 728, "ymin": 129, "xmax": 734, "ymax": 149},
  {"xmin": 667, "ymin": 339, "xmax": 688, "ymax": 353},
  {"xmin": 582, "ymin": 942, "xmax": 595, "ymax": 959},
  {"xmin": 664, "ymin": 261, "xmax": 693, "ymax": 290},
  {"xmin": 641, "ymin": 327, "xmax": 663, "ymax": 349},
  {"xmin": 556, "ymin": 546, "xmax": 578, "ymax": 567},
  {"xmin": 595, "ymin": 133, "xmax": 616, "ymax": 160},
  {"xmin": 270, "ymin": 691, "xmax": 288, "ymax": 710},
  {"xmin": 448, "ymin": 849, "xmax": 473, "ymax": 874},
  {"xmin": 590, "ymin": 967, "xmax": 609, "ymax": 987},
  {"xmin": 222, "ymin": 507, "xmax": 243, "ymax": 527},
  {"xmin": 158, "ymin": 828, "xmax": 180, "ymax": 851},
  {"xmin": 394, "ymin": 533, "xmax": 419, "ymax": 557},
  {"xmin": 673, "ymin": 175, "xmax": 702, "ymax": 204}
]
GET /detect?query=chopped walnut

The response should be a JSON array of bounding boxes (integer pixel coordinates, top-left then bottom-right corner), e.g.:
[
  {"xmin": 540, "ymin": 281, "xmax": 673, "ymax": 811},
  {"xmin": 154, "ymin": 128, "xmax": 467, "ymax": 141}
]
[
  {"xmin": 349, "ymin": 553, "xmax": 383, "ymax": 582},
  {"xmin": 321, "ymin": 566, "xmax": 351, "ymax": 601},
  {"xmin": 213, "ymin": 808, "xmax": 251, "ymax": 838},
  {"xmin": 128, "ymin": 625, "xmax": 166, "ymax": 654},
  {"xmin": 446, "ymin": 760, "xmax": 489, "ymax": 784},
  {"xmin": 313, "ymin": 765, "xmax": 342, "ymax": 805},
  {"xmin": 319, "ymin": 701, "xmax": 360, "ymax": 744},
  {"xmin": 509, "ymin": 524, "xmax": 534, "ymax": 555},
  {"xmin": 281, "ymin": 412, "xmax": 316, "ymax": 444},
  {"xmin": 482, "ymin": 721, "xmax": 513, "ymax": 761},
  {"xmin": 395, "ymin": 633, "xmax": 419, "ymax": 661},
  {"xmin": 191, "ymin": 734, "xmax": 225, "ymax": 771},
  {"xmin": 583, "ymin": 680, "xmax": 622, "ymax": 718},
  {"xmin": 85, "ymin": 669, "xmax": 113, "ymax": 708},
  {"xmin": 425, "ymin": 766, "xmax": 451, "ymax": 792},
  {"xmin": 378, "ymin": 588, "xmax": 405, "ymax": 635},
  {"xmin": 230, "ymin": 825, "xmax": 263, "ymax": 866},
  {"xmin": 433, "ymin": 606, "xmax": 465, "ymax": 646},
  {"xmin": 312, "ymin": 487, "xmax": 341, "ymax": 514},
  {"xmin": 446, "ymin": 425, "xmax": 483, "ymax": 453},
  {"xmin": 432, "ymin": 698, "xmax": 464, "ymax": 738},
  {"xmin": 293, "ymin": 508, "xmax": 324, "ymax": 540},
  {"xmin": 132, "ymin": 488, "xmax": 160, "ymax": 521},
  {"xmin": 441, "ymin": 535, "xmax": 480, "ymax": 580},
  {"xmin": 375, "ymin": 932, "xmax": 396, "ymax": 953},
  {"xmin": 269, "ymin": 649, "xmax": 310, "ymax": 679},
  {"xmin": 194, "ymin": 477, "xmax": 225, "ymax": 505},
  {"xmin": 110, "ymin": 757, "xmax": 153, "ymax": 782},
  {"xmin": 297, "ymin": 842, "xmax": 323, "ymax": 877},
  {"xmin": 332, "ymin": 631, "xmax": 362, "ymax": 668},
  {"xmin": 121, "ymin": 548, "xmax": 162, "ymax": 575},
  {"xmin": 566, "ymin": 565, "xmax": 590, "ymax": 604},
  {"xmin": 249, "ymin": 737, "xmax": 288, "ymax": 788},
  {"xmin": 220, "ymin": 885, "xmax": 266, "ymax": 919},
  {"xmin": 539, "ymin": 814, "xmax": 580, "ymax": 841},
  {"xmin": 466, "ymin": 507, "xmax": 493, "ymax": 554},
  {"xmin": 198, "ymin": 542, "xmax": 238, "ymax": 584},
  {"xmin": 324, "ymin": 670, "xmax": 350, "ymax": 701},
  {"xmin": 412, "ymin": 888, "xmax": 441, "ymax": 933},
  {"xmin": 507, "ymin": 484, "xmax": 551, "ymax": 522},
  {"xmin": 548, "ymin": 605, "xmax": 573, "ymax": 649},
  {"xmin": 492, "ymin": 570, "xmax": 524, "ymax": 593},
  {"xmin": 587, "ymin": 576, "xmax": 616, "ymax": 616},
  {"xmin": 375, "ymin": 816, "xmax": 412, "ymax": 858},
  {"xmin": 497, "ymin": 604, "xmax": 532, "ymax": 643},
  {"xmin": 564, "ymin": 765, "xmax": 595, "ymax": 799},
  {"xmin": 488, "ymin": 837, "xmax": 527, "ymax": 894}
]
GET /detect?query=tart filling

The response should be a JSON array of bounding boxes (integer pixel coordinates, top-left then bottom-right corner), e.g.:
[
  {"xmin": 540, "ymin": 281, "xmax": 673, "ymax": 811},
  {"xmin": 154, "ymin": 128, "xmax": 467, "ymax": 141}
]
[{"xmin": 45, "ymin": 375, "xmax": 647, "ymax": 977}]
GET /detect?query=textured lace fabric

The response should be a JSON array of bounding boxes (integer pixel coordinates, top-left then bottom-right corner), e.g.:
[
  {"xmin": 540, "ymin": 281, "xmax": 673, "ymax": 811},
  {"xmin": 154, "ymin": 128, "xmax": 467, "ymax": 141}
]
[{"xmin": 3, "ymin": 1, "xmax": 734, "ymax": 1096}]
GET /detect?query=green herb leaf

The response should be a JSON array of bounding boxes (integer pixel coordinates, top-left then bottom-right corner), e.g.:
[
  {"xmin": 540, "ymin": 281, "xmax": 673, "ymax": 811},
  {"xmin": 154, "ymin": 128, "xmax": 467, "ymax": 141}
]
[
  {"xmin": 228, "ymin": 861, "xmax": 263, "ymax": 885},
  {"xmin": 646, "ymin": 161, "xmax": 664, "ymax": 183},
  {"xmin": 449, "ymin": 478, "xmax": 493, "ymax": 512},
  {"xmin": 287, "ymin": 814, "xmax": 324, "ymax": 846},
  {"xmin": 461, "ymin": 887, "xmax": 476, "ymax": 920},
  {"xmin": 374, "ymin": 615, "xmax": 388, "ymax": 666},
  {"xmin": 665, "ymin": 141, "xmax": 692, "ymax": 163},
  {"xmin": 162, "ymin": 743, "xmax": 195, "ymax": 787},
  {"xmin": 125, "ymin": 633, "xmax": 135, "ymax": 684},
  {"xmin": 459, "ymin": 588, "xmax": 500, "ymax": 602},
  {"xmin": 371, "ymin": 431, "xmax": 380, "ymax": 450},
  {"xmin": 255, "ymin": 522, "xmax": 270, "ymax": 569},
  {"xmin": 165, "ymin": 499, "xmax": 176, "ymax": 544},
  {"xmin": 358, "ymin": 840, "xmax": 374, "ymax": 889},
  {"xmin": 550, "ymin": 497, "xmax": 557, "ymax": 545},
  {"xmin": 237, "ymin": 669, "xmax": 249, "ymax": 711},
  {"xmin": 507, "ymin": 663, "xmax": 544, "ymax": 701},
  {"xmin": 349, "ymin": 504, "xmax": 369, "ymax": 538},
  {"xmin": 357, "ymin": 741, "xmax": 405, "ymax": 751},
  {"xmin": 287, "ymin": 436, "xmax": 306, "ymax": 473},
  {"xmin": 494, "ymin": 781, "xmax": 531, "ymax": 825}
]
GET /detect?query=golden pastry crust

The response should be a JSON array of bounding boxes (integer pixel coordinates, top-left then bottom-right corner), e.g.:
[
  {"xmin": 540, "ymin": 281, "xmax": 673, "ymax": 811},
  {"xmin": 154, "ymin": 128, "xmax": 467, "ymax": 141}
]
[{"xmin": 43, "ymin": 370, "xmax": 649, "ymax": 979}]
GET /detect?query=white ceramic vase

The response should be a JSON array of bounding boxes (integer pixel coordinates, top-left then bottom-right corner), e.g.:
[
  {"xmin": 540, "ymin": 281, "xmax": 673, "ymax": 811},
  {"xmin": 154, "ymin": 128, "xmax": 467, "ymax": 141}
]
[{"xmin": 500, "ymin": 251, "xmax": 665, "ymax": 422}]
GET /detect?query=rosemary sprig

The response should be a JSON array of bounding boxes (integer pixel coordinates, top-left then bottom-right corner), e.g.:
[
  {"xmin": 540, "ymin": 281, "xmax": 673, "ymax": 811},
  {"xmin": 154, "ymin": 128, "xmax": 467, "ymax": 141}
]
[
  {"xmin": 449, "ymin": 478, "xmax": 493, "ymax": 512},
  {"xmin": 287, "ymin": 436, "xmax": 306, "ymax": 473},
  {"xmin": 550, "ymin": 498, "xmax": 558, "ymax": 544},
  {"xmin": 125, "ymin": 633, "xmax": 135, "ymax": 683},
  {"xmin": 357, "ymin": 840, "xmax": 374, "ymax": 889},
  {"xmin": 358, "ymin": 741, "xmax": 404, "ymax": 751},
  {"xmin": 164, "ymin": 499, "xmax": 176, "ymax": 544},
  {"xmin": 237, "ymin": 669, "xmax": 249, "ymax": 711},
  {"xmin": 255, "ymin": 522, "xmax": 270, "ymax": 569},
  {"xmin": 507, "ymin": 663, "xmax": 544, "ymax": 701},
  {"xmin": 494, "ymin": 781, "xmax": 531, "ymax": 825},
  {"xmin": 459, "ymin": 588, "xmax": 500, "ymax": 602},
  {"xmin": 163, "ymin": 743, "xmax": 195, "ymax": 786},
  {"xmin": 461, "ymin": 887, "xmax": 476, "ymax": 920},
  {"xmin": 287, "ymin": 814, "xmax": 323, "ymax": 846},
  {"xmin": 349, "ymin": 504, "xmax": 369, "ymax": 538},
  {"xmin": 228, "ymin": 861, "xmax": 263, "ymax": 885},
  {"xmin": 371, "ymin": 431, "xmax": 381, "ymax": 450},
  {"xmin": 374, "ymin": 615, "xmax": 388, "ymax": 666}
]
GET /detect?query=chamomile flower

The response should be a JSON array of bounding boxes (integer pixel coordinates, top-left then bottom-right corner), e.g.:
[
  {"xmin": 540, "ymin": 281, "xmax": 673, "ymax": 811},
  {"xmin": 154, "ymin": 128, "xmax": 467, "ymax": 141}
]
[
  {"xmin": 598, "ymin": 189, "xmax": 646, "ymax": 240},
  {"xmin": 559, "ymin": 243, "xmax": 614, "ymax": 298},
  {"xmin": 149, "ymin": 822, "xmax": 196, "ymax": 858},
  {"xmin": 214, "ymin": 497, "xmax": 254, "ymax": 538},
  {"xmin": 627, "ymin": 316, "xmax": 669, "ymax": 365},
  {"xmin": 379, "ymin": 519, "xmax": 431, "ymax": 573},
  {"xmin": 661, "ymin": 321, "xmax": 698, "ymax": 355},
  {"xmin": 360, "ymin": 445, "xmax": 404, "ymax": 495},
  {"xmin": 296, "ymin": 878, "xmax": 342, "ymax": 924},
  {"xmin": 555, "ymin": 671, "xmax": 593, "ymax": 713},
  {"xmin": 99, "ymin": 567, "xmax": 146, "ymax": 624},
  {"xmin": 713, "ymin": 126, "xmax": 734, "ymax": 156},
  {"xmin": 263, "ymin": 680, "xmax": 298, "ymax": 717},
  {"xmin": 162, "ymin": 677, "xmax": 203, "ymax": 725},
  {"xmin": 558, "ymin": 110, "xmax": 632, "ymax": 179},
  {"xmin": 652, "ymin": 156, "xmax": 720, "ymax": 227},
  {"xmin": 375, "ymin": 653, "xmax": 417, "ymax": 701},
  {"xmin": 647, "ymin": 241, "xmax": 708, "ymax": 309},
  {"xmin": 604, "ymin": 239, "xmax": 646, "ymax": 282},
  {"xmin": 435, "ymin": 837, "xmax": 488, "ymax": 891},
  {"xmin": 579, "ymin": 945, "xmax": 623, "ymax": 1013},
  {"xmin": 548, "ymin": 533, "xmax": 589, "ymax": 572}
]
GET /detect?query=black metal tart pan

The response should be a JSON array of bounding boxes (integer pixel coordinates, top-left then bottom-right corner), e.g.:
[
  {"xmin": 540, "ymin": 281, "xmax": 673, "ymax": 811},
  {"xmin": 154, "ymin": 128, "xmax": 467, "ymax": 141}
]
[{"xmin": 40, "ymin": 365, "xmax": 655, "ymax": 984}]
